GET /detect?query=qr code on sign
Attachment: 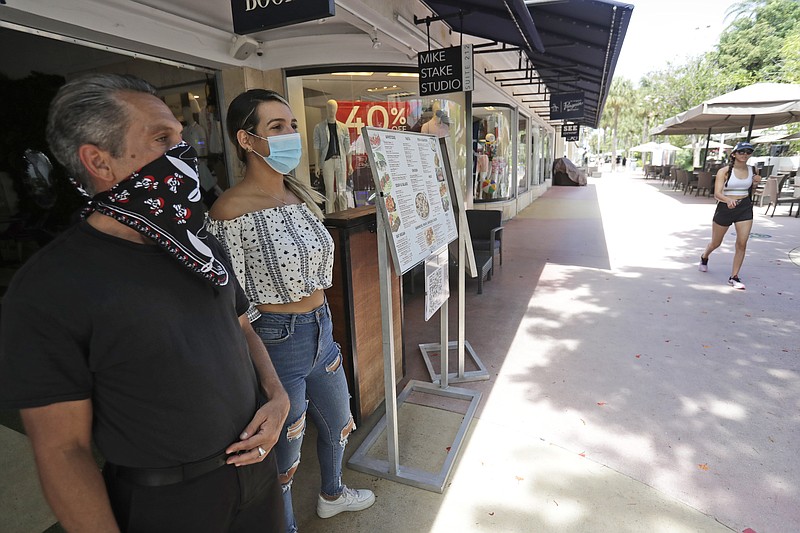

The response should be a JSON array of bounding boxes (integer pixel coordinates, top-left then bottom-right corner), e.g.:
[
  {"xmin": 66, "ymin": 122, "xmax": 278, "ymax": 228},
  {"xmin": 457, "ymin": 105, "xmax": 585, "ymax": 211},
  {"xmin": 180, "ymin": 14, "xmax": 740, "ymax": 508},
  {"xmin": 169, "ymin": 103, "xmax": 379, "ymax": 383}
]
[{"xmin": 424, "ymin": 252, "xmax": 449, "ymax": 321}]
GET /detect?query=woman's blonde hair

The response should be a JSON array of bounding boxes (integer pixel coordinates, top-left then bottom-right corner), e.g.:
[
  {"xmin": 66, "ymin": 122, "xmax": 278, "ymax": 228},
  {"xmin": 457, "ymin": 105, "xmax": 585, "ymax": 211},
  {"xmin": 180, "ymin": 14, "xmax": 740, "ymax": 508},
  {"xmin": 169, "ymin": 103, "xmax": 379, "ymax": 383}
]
[{"xmin": 226, "ymin": 89, "xmax": 325, "ymax": 219}]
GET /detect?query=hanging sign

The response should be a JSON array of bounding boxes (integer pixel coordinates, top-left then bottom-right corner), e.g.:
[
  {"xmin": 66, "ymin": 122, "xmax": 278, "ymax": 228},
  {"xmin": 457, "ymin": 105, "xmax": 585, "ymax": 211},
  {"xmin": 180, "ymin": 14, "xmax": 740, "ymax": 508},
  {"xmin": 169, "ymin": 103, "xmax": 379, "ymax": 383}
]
[
  {"xmin": 418, "ymin": 44, "xmax": 473, "ymax": 96},
  {"xmin": 550, "ymin": 92, "xmax": 584, "ymax": 120},
  {"xmin": 232, "ymin": 0, "xmax": 335, "ymax": 34},
  {"xmin": 561, "ymin": 124, "xmax": 580, "ymax": 141}
]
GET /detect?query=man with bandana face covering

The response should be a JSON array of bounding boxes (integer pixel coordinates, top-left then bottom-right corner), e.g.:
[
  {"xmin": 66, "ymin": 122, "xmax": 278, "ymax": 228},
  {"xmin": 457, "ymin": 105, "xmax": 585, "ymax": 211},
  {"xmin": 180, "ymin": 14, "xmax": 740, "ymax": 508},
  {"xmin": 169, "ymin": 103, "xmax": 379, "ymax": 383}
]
[{"xmin": 0, "ymin": 74, "xmax": 290, "ymax": 532}]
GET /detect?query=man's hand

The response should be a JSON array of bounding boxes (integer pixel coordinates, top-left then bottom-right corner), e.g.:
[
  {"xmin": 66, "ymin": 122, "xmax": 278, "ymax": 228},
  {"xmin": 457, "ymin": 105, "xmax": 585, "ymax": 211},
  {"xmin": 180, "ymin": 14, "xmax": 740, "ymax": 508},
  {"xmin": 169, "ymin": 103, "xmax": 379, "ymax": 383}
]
[{"xmin": 226, "ymin": 391, "xmax": 289, "ymax": 466}]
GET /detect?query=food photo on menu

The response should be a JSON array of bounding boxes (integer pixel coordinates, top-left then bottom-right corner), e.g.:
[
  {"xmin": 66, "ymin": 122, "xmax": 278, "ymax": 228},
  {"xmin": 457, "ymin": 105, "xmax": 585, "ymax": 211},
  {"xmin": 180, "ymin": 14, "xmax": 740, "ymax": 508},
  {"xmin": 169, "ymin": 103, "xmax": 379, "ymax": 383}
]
[{"xmin": 414, "ymin": 192, "xmax": 430, "ymax": 220}]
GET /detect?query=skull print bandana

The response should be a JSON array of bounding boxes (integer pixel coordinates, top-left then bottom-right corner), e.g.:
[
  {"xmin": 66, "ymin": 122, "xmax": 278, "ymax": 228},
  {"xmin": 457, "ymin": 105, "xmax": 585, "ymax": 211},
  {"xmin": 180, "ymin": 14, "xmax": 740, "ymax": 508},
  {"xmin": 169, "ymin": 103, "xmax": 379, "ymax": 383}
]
[{"xmin": 77, "ymin": 142, "xmax": 229, "ymax": 286}]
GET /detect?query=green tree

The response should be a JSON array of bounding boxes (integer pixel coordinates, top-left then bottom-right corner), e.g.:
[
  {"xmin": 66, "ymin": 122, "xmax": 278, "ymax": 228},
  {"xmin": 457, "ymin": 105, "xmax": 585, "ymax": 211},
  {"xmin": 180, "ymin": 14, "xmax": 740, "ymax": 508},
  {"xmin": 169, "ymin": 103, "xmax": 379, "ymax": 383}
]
[
  {"xmin": 717, "ymin": 0, "xmax": 800, "ymax": 85},
  {"xmin": 601, "ymin": 77, "xmax": 634, "ymax": 170}
]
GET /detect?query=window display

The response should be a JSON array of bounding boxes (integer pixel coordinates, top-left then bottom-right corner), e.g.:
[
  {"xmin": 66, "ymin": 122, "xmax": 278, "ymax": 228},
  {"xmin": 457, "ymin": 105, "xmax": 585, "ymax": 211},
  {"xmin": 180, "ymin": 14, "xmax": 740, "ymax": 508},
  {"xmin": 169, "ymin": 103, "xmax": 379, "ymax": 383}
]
[
  {"xmin": 286, "ymin": 71, "xmax": 463, "ymax": 214},
  {"xmin": 473, "ymin": 106, "xmax": 512, "ymax": 201},
  {"xmin": 517, "ymin": 115, "xmax": 529, "ymax": 193}
]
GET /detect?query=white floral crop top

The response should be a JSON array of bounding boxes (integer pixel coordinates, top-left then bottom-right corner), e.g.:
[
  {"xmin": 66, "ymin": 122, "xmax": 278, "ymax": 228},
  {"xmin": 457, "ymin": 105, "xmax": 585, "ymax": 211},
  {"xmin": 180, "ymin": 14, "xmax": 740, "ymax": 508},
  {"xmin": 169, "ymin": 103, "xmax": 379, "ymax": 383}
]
[{"xmin": 206, "ymin": 203, "xmax": 334, "ymax": 305}]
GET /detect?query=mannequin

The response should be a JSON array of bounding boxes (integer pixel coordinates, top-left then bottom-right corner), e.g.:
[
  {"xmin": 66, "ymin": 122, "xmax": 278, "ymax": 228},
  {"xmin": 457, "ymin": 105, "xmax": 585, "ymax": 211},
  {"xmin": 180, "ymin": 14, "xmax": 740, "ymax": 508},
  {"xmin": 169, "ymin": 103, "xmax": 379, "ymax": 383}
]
[
  {"xmin": 421, "ymin": 101, "xmax": 450, "ymax": 138},
  {"xmin": 475, "ymin": 144, "xmax": 489, "ymax": 196},
  {"xmin": 182, "ymin": 106, "xmax": 208, "ymax": 157},
  {"xmin": 313, "ymin": 99, "xmax": 352, "ymax": 213},
  {"xmin": 182, "ymin": 106, "xmax": 221, "ymax": 206}
]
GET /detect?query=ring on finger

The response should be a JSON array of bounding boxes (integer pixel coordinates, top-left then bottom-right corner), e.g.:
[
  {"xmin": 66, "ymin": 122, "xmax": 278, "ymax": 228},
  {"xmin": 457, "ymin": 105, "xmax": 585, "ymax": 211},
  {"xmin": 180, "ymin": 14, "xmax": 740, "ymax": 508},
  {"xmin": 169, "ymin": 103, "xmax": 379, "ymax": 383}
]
[{"xmin": 257, "ymin": 446, "xmax": 266, "ymax": 457}]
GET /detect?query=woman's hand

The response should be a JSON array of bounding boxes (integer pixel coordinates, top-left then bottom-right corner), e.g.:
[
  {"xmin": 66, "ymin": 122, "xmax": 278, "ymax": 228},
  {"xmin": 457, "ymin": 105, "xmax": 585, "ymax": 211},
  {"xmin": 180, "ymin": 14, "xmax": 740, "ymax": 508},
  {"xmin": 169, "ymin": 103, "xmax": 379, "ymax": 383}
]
[{"xmin": 726, "ymin": 198, "xmax": 738, "ymax": 209}]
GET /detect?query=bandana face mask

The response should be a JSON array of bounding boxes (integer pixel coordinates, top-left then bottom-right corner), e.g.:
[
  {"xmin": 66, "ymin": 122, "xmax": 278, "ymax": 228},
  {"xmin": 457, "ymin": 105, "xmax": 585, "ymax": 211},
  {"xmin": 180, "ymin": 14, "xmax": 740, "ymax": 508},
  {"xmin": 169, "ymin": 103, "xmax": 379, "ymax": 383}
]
[{"xmin": 79, "ymin": 142, "xmax": 229, "ymax": 286}]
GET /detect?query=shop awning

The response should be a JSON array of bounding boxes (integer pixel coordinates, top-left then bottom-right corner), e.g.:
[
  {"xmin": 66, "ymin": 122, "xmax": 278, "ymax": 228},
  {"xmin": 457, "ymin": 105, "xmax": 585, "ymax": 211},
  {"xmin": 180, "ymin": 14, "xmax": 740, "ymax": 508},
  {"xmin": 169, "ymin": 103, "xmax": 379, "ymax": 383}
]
[
  {"xmin": 419, "ymin": 0, "xmax": 632, "ymax": 129},
  {"xmin": 419, "ymin": 0, "xmax": 545, "ymax": 53},
  {"xmin": 524, "ymin": 0, "xmax": 633, "ymax": 128}
]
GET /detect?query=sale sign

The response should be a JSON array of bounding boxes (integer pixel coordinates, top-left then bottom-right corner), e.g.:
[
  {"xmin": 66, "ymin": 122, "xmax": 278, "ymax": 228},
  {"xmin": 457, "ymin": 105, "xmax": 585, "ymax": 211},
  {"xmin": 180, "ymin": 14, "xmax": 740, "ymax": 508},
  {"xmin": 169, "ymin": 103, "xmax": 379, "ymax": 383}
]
[{"xmin": 335, "ymin": 101, "xmax": 422, "ymax": 145}]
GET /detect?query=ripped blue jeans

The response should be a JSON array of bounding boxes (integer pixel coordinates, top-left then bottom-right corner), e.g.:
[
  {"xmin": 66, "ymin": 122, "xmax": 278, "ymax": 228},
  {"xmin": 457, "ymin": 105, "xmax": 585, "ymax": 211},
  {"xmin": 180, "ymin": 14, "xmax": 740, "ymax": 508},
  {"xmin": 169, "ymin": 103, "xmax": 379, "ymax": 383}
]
[{"xmin": 253, "ymin": 300, "xmax": 354, "ymax": 533}]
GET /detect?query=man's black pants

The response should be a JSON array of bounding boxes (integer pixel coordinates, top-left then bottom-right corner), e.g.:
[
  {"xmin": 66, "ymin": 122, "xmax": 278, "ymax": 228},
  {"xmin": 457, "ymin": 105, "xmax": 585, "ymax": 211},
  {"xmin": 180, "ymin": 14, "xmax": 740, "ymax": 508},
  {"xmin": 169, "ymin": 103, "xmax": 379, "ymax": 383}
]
[{"xmin": 103, "ymin": 451, "xmax": 285, "ymax": 533}]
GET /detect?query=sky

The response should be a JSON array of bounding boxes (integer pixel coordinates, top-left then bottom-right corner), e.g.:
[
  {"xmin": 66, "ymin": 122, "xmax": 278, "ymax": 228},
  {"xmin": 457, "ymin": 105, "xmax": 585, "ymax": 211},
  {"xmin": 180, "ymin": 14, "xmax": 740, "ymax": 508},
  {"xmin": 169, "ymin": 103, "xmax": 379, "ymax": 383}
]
[{"xmin": 614, "ymin": 0, "xmax": 738, "ymax": 83}]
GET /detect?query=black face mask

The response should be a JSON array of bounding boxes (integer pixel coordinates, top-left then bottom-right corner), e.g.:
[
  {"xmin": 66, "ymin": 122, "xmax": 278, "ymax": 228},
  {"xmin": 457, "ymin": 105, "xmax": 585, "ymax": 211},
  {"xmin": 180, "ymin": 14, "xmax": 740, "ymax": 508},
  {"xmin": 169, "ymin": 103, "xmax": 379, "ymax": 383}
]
[{"xmin": 78, "ymin": 142, "xmax": 229, "ymax": 286}]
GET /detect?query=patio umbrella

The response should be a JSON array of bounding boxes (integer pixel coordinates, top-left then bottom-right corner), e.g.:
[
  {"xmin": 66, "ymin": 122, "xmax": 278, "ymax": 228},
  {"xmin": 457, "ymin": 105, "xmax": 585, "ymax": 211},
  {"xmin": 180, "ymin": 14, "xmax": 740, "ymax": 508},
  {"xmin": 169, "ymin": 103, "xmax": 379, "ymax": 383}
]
[
  {"xmin": 657, "ymin": 142, "xmax": 682, "ymax": 151},
  {"xmin": 650, "ymin": 83, "xmax": 800, "ymax": 138},
  {"xmin": 628, "ymin": 141, "xmax": 660, "ymax": 152},
  {"xmin": 751, "ymin": 131, "xmax": 800, "ymax": 143}
]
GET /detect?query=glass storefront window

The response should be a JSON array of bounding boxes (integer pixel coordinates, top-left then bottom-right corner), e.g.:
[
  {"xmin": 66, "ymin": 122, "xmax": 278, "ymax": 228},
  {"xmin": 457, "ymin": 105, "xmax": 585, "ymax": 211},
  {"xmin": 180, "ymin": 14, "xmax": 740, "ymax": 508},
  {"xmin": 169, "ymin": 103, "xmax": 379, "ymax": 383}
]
[
  {"xmin": 473, "ymin": 105, "xmax": 512, "ymax": 201},
  {"xmin": 286, "ymin": 70, "xmax": 465, "ymax": 214},
  {"xmin": 517, "ymin": 115, "xmax": 529, "ymax": 193}
]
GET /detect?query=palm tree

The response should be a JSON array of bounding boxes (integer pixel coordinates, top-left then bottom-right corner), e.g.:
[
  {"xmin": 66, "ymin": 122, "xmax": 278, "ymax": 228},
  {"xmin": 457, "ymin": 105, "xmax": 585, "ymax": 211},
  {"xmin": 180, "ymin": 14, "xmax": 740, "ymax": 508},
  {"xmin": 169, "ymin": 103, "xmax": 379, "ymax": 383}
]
[
  {"xmin": 724, "ymin": 0, "xmax": 766, "ymax": 22},
  {"xmin": 602, "ymin": 78, "xmax": 634, "ymax": 171}
]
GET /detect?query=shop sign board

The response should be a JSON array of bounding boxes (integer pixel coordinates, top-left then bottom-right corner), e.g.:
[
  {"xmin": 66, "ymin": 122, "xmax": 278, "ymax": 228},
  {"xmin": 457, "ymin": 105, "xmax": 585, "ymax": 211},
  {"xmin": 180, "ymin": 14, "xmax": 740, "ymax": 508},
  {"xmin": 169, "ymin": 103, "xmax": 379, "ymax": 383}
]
[
  {"xmin": 550, "ymin": 92, "xmax": 584, "ymax": 120},
  {"xmin": 361, "ymin": 127, "xmax": 458, "ymax": 275},
  {"xmin": 418, "ymin": 45, "xmax": 473, "ymax": 96},
  {"xmin": 232, "ymin": 0, "xmax": 335, "ymax": 35},
  {"xmin": 561, "ymin": 123, "xmax": 580, "ymax": 141}
]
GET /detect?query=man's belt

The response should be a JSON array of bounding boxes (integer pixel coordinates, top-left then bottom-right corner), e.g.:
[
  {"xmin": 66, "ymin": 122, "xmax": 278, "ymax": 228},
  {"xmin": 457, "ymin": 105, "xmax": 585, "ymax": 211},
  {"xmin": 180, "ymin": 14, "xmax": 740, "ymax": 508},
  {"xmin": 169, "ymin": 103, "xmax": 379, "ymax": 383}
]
[{"xmin": 108, "ymin": 450, "xmax": 231, "ymax": 487}]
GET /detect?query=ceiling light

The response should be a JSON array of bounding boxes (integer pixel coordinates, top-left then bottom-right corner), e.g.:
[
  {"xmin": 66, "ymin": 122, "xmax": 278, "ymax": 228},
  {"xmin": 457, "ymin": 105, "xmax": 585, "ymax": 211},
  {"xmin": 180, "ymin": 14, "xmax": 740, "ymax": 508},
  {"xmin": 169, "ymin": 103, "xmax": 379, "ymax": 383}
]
[
  {"xmin": 331, "ymin": 72, "xmax": 374, "ymax": 76},
  {"xmin": 387, "ymin": 72, "xmax": 419, "ymax": 78}
]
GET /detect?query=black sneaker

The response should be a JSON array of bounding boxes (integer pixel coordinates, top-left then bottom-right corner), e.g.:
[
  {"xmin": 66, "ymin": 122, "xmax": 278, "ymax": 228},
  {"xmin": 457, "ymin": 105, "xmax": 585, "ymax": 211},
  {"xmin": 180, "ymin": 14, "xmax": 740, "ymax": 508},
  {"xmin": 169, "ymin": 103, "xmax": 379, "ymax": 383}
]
[{"xmin": 728, "ymin": 276, "xmax": 745, "ymax": 290}]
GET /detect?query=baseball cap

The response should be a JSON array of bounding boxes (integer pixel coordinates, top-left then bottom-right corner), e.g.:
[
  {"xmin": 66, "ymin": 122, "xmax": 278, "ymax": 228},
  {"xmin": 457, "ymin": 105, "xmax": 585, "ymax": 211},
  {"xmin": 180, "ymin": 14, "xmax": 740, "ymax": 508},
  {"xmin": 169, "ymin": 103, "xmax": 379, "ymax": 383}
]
[{"xmin": 733, "ymin": 141, "xmax": 754, "ymax": 153}]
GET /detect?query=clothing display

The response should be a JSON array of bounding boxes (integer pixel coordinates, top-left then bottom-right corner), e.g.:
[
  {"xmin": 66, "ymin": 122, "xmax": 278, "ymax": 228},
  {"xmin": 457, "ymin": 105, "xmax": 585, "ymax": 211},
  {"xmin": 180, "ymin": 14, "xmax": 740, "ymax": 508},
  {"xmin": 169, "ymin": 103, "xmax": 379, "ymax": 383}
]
[
  {"xmin": 313, "ymin": 119, "xmax": 351, "ymax": 213},
  {"xmin": 207, "ymin": 203, "xmax": 334, "ymax": 305},
  {"xmin": 0, "ymin": 221, "xmax": 257, "ymax": 468}
]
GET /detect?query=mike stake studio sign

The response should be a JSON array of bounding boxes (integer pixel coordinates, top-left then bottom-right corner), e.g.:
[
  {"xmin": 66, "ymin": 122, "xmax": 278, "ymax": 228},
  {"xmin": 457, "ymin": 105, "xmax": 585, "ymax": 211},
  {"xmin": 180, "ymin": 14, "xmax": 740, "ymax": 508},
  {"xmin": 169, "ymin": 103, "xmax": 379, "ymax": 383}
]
[
  {"xmin": 418, "ymin": 45, "xmax": 473, "ymax": 96},
  {"xmin": 232, "ymin": 0, "xmax": 335, "ymax": 34}
]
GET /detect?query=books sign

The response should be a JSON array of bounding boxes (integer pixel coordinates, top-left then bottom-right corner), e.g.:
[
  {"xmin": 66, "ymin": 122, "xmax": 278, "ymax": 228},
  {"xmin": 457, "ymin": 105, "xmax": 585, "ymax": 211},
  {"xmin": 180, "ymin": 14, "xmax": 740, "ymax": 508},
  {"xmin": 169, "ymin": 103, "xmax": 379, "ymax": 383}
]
[
  {"xmin": 232, "ymin": 0, "xmax": 335, "ymax": 34},
  {"xmin": 418, "ymin": 45, "xmax": 473, "ymax": 96},
  {"xmin": 550, "ymin": 92, "xmax": 584, "ymax": 120}
]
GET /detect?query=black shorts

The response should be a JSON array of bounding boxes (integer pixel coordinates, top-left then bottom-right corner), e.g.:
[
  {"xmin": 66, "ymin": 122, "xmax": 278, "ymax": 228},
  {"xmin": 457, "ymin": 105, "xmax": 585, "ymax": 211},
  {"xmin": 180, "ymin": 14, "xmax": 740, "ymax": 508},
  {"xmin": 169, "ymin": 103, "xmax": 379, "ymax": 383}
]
[{"xmin": 713, "ymin": 196, "xmax": 753, "ymax": 227}]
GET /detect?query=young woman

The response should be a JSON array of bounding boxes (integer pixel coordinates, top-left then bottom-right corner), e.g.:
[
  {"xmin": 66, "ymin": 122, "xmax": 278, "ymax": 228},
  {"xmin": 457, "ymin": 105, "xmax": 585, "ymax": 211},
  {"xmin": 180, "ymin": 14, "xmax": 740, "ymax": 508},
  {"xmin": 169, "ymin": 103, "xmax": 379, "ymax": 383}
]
[
  {"xmin": 698, "ymin": 141, "xmax": 762, "ymax": 290},
  {"xmin": 207, "ymin": 89, "xmax": 374, "ymax": 532}
]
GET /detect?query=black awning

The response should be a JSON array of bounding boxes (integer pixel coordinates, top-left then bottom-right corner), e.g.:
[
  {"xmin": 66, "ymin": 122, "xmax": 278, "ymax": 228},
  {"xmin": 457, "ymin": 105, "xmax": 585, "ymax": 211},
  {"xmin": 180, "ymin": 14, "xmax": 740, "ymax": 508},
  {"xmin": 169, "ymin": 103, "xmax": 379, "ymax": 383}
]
[
  {"xmin": 525, "ymin": 0, "xmax": 633, "ymax": 128},
  {"xmin": 420, "ymin": 0, "xmax": 545, "ymax": 53}
]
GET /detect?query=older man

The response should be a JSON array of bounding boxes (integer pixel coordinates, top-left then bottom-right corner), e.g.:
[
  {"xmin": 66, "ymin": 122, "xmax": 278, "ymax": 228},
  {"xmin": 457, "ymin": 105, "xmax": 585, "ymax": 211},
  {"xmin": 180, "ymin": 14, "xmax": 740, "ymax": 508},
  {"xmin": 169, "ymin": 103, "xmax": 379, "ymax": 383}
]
[{"xmin": 0, "ymin": 74, "xmax": 289, "ymax": 532}]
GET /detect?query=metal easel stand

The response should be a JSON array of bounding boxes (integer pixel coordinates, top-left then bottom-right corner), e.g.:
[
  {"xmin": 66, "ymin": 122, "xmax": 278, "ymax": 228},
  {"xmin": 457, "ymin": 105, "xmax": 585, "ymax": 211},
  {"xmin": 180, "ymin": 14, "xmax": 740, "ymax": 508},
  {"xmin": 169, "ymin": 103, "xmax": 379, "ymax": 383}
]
[
  {"xmin": 347, "ymin": 212, "xmax": 481, "ymax": 494},
  {"xmin": 418, "ymin": 206, "xmax": 489, "ymax": 384}
]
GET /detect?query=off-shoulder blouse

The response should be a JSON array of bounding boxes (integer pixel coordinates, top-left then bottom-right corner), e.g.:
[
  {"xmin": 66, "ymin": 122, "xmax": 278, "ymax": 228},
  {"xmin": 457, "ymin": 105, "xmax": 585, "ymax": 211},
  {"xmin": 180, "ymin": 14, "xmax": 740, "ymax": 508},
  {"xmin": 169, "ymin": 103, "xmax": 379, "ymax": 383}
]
[{"xmin": 206, "ymin": 203, "xmax": 334, "ymax": 305}]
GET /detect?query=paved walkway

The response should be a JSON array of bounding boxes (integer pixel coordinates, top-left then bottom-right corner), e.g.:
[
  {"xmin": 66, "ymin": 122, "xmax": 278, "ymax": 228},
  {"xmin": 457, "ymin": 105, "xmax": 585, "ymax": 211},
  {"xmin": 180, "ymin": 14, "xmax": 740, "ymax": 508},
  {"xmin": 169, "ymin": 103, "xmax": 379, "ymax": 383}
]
[
  {"xmin": 2, "ymin": 168, "xmax": 798, "ymax": 532},
  {"xmin": 294, "ymin": 168, "xmax": 800, "ymax": 533}
]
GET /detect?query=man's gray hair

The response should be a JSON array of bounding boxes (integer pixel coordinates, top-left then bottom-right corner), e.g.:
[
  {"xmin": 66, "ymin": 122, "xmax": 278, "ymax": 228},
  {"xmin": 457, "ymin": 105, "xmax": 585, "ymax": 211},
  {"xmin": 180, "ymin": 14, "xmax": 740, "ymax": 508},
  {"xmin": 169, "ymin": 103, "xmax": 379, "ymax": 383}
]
[{"xmin": 46, "ymin": 73, "xmax": 157, "ymax": 195}]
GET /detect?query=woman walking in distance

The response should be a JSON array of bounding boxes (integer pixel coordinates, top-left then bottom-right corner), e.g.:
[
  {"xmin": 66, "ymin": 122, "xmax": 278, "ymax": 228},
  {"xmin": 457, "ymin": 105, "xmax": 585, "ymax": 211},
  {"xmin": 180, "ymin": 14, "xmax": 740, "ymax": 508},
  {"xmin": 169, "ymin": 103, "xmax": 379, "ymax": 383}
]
[
  {"xmin": 698, "ymin": 141, "xmax": 762, "ymax": 290},
  {"xmin": 207, "ymin": 89, "xmax": 375, "ymax": 532}
]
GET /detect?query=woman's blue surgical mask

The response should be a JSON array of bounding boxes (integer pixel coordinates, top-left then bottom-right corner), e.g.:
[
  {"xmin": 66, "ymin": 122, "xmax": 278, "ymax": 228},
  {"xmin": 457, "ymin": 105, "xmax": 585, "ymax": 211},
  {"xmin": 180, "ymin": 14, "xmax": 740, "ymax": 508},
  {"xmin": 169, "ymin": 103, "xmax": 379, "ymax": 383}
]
[{"xmin": 247, "ymin": 131, "xmax": 302, "ymax": 174}]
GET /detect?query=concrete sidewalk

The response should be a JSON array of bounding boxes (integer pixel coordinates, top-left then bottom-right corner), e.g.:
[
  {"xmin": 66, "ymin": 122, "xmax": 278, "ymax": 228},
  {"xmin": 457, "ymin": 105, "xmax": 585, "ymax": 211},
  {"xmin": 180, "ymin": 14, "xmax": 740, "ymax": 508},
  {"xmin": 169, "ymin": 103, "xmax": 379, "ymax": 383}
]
[{"xmin": 293, "ymin": 169, "xmax": 800, "ymax": 533}]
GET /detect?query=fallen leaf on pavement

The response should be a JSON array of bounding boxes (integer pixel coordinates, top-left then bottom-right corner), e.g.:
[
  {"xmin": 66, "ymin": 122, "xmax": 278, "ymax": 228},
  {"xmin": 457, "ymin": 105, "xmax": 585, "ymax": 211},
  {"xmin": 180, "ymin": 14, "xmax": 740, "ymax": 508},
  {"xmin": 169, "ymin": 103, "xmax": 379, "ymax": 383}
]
[{"xmin": 698, "ymin": 463, "xmax": 709, "ymax": 471}]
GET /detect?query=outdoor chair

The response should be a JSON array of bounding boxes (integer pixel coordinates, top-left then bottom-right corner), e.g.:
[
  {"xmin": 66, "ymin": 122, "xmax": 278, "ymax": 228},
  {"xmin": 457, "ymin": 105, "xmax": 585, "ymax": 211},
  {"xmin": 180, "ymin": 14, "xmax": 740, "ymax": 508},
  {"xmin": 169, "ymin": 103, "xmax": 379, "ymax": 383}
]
[
  {"xmin": 763, "ymin": 176, "xmax": 798, "ymax": 216},
  {"xmin": 466, "ymin": 209, "xmax": 504, "ymax": 273},
  {"xmin": 684, "ymin": 170, "xmax": 699, "ymax": 195},
  {"xmin": 692, "ymin": 171, "xmax": 713, "ymax": 196},
  {"xmin": 672, "ymin": 169, "xmax": 689, "ymax": 191}
]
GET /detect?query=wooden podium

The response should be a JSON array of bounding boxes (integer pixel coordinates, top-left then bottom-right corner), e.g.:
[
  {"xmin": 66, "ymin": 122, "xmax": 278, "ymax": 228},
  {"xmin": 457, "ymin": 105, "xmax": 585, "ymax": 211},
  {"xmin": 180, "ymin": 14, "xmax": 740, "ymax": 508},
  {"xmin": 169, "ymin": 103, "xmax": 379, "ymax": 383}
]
[{"xmin": 325, "ymin": 205, "xmax": 404, "ymax": 425}]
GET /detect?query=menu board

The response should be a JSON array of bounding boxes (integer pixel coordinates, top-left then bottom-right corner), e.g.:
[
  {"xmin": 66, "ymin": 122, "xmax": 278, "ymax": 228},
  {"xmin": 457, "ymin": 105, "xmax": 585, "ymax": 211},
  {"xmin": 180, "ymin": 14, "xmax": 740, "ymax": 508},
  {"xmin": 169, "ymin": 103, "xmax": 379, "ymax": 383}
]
[{"xmin": 362, "ymin": 126, "xmax": 459, "ymax": 275}]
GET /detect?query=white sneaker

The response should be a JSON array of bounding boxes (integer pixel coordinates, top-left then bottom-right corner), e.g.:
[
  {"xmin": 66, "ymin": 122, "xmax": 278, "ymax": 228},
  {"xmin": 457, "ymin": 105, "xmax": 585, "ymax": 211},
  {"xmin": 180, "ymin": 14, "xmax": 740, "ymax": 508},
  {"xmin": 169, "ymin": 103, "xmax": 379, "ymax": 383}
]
[
  {"xmin": 316, "ymin": 486, "xmax": 375, "ymax": 518},
  {"xmin": 728, "ymin": 276, "xmax": 746, "ymax": 290}
]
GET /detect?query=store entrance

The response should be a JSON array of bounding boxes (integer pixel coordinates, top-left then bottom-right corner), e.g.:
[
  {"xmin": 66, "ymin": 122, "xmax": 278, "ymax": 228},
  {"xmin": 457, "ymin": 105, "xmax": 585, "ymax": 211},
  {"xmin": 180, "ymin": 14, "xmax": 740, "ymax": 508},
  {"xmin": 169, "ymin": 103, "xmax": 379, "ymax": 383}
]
[{"xmin": 0, "ymin": 26, "xmax": 228, "ymax": 268}]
